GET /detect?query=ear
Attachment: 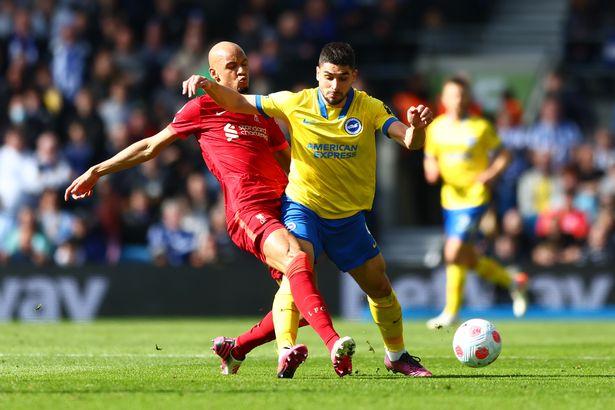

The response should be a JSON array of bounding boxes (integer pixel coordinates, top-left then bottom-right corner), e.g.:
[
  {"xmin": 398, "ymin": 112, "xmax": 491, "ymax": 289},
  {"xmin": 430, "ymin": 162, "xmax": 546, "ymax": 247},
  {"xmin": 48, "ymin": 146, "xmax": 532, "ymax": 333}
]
[
  {"xmin": 315, "ymin": 65, "xmax": 320, "ymax": 82},
  {"xmin": 209, "ymin": 67, "xmax": 219, "ymax": 82},
  {"xmin": 351, "ymin": 69, "xmax": 358, "ymax": 82}
]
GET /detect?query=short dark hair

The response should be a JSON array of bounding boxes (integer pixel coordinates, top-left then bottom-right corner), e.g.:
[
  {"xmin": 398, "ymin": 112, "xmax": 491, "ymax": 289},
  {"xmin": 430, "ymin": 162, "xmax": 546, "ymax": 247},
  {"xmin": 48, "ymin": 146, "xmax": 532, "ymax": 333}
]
[
  {"xmin": 318, "ymin": 42, "xmax": 356, "ymax": 68},
  {"xmin": 445, "ymin": 75, "xmax": 470, "ymax": 91}
]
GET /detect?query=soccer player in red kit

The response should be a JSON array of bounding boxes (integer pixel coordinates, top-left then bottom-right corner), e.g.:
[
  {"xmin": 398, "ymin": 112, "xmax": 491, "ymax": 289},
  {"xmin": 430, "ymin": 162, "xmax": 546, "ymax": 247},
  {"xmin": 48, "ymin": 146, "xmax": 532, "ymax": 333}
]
[{"xmin": 64, "ymin": 41, "xmax": 355, "ymax": 378}]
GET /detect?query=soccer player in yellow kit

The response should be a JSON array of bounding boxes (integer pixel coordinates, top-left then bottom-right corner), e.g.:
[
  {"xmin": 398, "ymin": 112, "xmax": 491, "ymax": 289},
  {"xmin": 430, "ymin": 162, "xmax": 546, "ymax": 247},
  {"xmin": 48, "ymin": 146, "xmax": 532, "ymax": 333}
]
[
  {"xmin": 184, "ymin": 42, "xmax": 434, "ymax": 376},
  {"xmin": 423, "ymin": 77, "xmax": 529, "ymax": 329}
]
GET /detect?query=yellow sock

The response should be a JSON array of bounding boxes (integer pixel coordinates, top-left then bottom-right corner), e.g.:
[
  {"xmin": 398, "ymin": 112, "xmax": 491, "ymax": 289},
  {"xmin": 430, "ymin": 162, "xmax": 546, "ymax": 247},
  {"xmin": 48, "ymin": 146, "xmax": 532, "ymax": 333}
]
[
  {"xmin": 368, "ymin": 291, "xmax": 405, "ymax": 353},
  {"xmin": 272, "ymin": 276, "xmax": 299, "ymax": 352},
  {"xmin": 475, "ymin": 256, "xmax": 512, "ymax": 288},
  {"xmin": 444, "ymin": 264, "xmax": 467, "ymax": 316}
]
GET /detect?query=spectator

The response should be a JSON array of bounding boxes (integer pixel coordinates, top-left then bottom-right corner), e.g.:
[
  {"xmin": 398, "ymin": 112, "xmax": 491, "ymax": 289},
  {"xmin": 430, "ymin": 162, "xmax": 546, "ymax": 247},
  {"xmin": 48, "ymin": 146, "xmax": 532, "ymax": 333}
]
[
  {"xmin": 64, "ymin": 120, "xmax": 94, "ymax": 174},
  {"xmin": 534, "ymin": 189, "xmax": 590, "ymax": 266},
  {"xmin": 169, "ymin": 13, "xmax": 207, "ymax": 79},
  {"xmin": 8, "ymin": 8, "xmax": 40, "ymax": 66},
  {"xmin": 38, "ymin": 189, "xmax": 74, "ymax": 247},
  {"xmin": 0, "ymin": 127, "xmax": 38, "ymax": 216},
  {"xmin": 526, "ymin": 95, "xmax": 583, "ymax": 169},
  {"xmin": 517, "ymin": 150, "xmax": 560, "ymax": 228},
  {"xmin": 51, "ymin": 21, "xmax": 88, "ymax": 101},
  {"xmin": 32, "ymin": 131, "xmax": 72, "ymax": 194},
  {"xmin": 2, "ymin": 206, "xmax": 51, "ymax": 265},
  {"xmin": 99, "ymin": 80, "xmax": 131, "ymax": 132},
  {"xmin": 592, "ymin": 128, "xmax": 615, "ymax": 171},
  {"xmin": 147, "ymin": 198, "xmax": 196, "ymax": 266},
  {"xmin": 302, "ymin": 0, "xmax": 336, "ymax": 43}
]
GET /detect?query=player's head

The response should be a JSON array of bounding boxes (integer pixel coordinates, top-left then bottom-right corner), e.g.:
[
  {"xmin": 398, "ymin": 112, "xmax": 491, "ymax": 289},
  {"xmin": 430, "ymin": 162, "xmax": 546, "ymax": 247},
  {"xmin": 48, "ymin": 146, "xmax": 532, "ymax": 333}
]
[
  {"xmin": 441, "ymin": 76, "xmax": 471, "ymax": 116},
  {"xmin": 316, "ymin": 42, "xmax": 358, "ymax": 106},
  {"xmin": 208, "ymin": 41, "xmax": 250, "ymax": 93}
]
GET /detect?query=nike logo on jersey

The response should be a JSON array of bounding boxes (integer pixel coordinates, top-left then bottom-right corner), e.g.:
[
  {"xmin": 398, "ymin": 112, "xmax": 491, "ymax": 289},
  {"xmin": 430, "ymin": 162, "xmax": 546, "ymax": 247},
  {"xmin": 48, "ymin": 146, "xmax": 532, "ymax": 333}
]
[{"xmin": 216, "ymin": 111, "xmax": 227, "ymax": 116}]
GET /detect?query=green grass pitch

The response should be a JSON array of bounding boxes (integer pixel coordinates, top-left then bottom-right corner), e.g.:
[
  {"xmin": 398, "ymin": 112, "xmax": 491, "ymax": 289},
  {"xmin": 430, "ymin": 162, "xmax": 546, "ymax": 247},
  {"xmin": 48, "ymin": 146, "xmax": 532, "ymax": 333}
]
[{"xmin": 0, "ymin": 319, "xmax": 614, "ymax": 409}]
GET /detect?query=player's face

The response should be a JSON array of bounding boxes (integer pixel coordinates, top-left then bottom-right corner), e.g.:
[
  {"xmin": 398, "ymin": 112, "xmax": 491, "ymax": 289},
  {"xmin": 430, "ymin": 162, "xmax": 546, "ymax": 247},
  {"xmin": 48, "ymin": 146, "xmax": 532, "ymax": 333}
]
[
  {"xmin": 316, "ymin": 63, "xmax": 357, "ymax": 106},
  {"xmin": 211, "ymin": 52, "xmax": 250, "ymax": 93},
  {"xmin": 441, "ymin": 82, "xmax": 469, "ymax": 115}
]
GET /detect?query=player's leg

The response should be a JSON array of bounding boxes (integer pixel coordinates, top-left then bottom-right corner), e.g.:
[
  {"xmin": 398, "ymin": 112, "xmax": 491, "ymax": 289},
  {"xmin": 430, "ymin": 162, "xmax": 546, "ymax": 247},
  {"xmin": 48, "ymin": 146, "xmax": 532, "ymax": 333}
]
[
  {"xmin": 426, "ymin": 236, "xmax": 468, "ymax": 329},
  {"xmin": 469, "ymin": 246, "xmax": 529, "ymax": 318},
  {"xmin": 345, "ymin": 253, "xmax": 431, "ymax": 377},
  {"xmin": 319, "ymin": 212, "xmax": 431, "ymax": 377},
  {"xmin": 272, "ymin": 198, "xmax": 356, "ymax": 377}
]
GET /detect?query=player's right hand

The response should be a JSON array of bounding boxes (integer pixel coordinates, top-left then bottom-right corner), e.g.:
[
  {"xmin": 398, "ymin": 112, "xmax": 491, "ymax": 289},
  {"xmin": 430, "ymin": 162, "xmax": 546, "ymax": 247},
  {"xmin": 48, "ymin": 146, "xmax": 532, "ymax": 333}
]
[
  {"xmin": 64, "ymin": 169, "xmax": 99, "ymax": 201},
  {"xmin": 182, "ymin": 75, "xmax": 211, "ymax": 98}
]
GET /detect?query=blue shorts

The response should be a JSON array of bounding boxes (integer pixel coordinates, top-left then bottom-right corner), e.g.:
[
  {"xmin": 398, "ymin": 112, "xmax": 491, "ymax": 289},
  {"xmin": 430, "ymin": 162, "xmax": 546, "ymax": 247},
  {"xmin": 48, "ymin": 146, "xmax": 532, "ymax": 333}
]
[
  {"xmin": 281, "ymin": 196, "xmax": 380, "ymax": 272},
  {"xmin": 443, "ymin": 205, "xmax": 487, "ymax": 242}
]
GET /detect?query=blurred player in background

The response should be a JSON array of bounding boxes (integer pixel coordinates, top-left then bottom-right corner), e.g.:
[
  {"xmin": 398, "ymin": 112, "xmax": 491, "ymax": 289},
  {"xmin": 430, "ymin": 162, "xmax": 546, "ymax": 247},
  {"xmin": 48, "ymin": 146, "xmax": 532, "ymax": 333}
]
[
  {"xmin": 184, "ymin": 42, "xmax": 433, "ymax": 377},
  {"xmin": 65, "ymin": 41, "xmax": 356, "ymax": 379},
  {"xmin": 423, "ymin": 77, "xmax": 529, "ymax": 329}
]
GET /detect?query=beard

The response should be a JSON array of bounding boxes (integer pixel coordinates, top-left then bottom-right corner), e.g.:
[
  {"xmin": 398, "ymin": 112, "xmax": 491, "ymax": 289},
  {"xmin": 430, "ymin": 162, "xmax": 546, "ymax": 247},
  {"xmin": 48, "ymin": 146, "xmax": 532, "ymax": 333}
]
[
  {"xmin": 238, "ymin": 86, "xmax": 249, "ymax": 94},
  {"xmin": 324, "ymin": 92, "xmax": 346, "ymax": 106}
]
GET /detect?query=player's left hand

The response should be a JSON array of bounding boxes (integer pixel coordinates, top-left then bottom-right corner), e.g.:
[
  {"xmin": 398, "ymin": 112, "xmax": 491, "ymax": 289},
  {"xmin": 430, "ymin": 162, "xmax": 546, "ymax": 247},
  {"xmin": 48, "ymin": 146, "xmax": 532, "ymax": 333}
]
[
  {"xmin": 182, "ymin": 75, "xmax": 212, "ymax": 98},
  {"xmin": 407, "ymin": 105, "xmax": 433, "ymax": 128}
]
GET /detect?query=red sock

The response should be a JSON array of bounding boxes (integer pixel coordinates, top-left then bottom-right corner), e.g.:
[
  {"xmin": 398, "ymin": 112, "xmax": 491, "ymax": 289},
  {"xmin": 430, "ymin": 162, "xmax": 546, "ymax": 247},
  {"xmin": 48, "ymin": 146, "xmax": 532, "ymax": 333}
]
[
  {"xmin": 232, "ymin": 311, "xmax": 276, "ymax": 360},
  {"xmin": 232, "ymin": 315, "xmax": 310, "ymax": 360},
  {"xmin": 286, "ymin": 252, "xmax": 339, "ymax": 351}
]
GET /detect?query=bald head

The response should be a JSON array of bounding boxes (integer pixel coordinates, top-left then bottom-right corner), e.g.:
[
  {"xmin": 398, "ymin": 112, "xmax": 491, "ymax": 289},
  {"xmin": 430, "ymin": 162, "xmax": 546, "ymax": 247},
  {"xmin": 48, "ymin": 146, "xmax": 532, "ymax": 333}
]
[{"xmin": 208, "ymin": 41, "xmax": 250, "ymax": 93}]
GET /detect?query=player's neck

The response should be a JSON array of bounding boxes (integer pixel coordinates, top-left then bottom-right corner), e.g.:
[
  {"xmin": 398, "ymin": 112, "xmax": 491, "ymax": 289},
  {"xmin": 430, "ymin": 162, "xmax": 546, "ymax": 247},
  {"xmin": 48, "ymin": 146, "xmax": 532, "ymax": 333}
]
[{"xmin": 447, "ymin": 111, "xmax": 469, "ymax": 121}]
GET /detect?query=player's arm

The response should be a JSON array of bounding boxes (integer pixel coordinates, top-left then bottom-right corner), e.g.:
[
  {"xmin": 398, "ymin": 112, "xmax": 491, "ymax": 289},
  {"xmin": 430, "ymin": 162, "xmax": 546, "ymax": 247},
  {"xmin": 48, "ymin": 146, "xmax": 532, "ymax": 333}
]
[
  {"xmin": 476, "ymin": 148, "xmax": 512, "ymax": 185},
  {"xmin": 64, "ymin": 126, "xmax": 179, "ymax": 201},
  {"xmin": 387, "ymin": 105, "xmax": 433, "ymax": 150},
  {"xmin": 423, "ymin": 154, "xmax": 440, "ymax": 184},
  {"xmin": 182, "ymin": 74, "xmax": 259, "ymax": 115},
  {"xmin": 273, "ymin": 147, "xmax": 291, "ymax": 175}
]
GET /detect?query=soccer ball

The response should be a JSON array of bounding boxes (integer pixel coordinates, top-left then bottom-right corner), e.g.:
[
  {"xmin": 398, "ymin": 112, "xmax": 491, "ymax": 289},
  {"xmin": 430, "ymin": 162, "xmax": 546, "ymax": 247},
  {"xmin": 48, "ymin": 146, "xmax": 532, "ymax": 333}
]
[{"xmin": 452, "ymin": 318, "xmax": 502, "ymax": 367}]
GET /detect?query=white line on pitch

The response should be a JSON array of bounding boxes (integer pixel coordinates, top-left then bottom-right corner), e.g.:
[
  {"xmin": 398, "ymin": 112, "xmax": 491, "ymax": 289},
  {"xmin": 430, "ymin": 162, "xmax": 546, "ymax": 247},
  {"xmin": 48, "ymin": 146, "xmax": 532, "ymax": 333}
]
[{"xmin": 0, "ymin": 353, "xmax": 612, "ymax": 360}]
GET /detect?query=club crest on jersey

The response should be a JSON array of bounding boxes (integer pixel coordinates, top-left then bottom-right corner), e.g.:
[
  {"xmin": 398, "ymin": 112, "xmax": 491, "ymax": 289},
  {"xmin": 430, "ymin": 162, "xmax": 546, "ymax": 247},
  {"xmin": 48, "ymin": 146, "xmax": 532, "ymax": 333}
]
[{"xmin": 344, "ymin": 117, "xmax": 363, "ymax": 135}]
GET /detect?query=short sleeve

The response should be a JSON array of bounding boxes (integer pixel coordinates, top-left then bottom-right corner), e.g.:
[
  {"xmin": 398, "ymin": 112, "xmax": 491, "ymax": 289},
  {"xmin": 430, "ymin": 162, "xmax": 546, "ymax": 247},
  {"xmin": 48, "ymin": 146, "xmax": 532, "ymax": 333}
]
[
  {"xmin": 483, "ymin": 122, "xmax": 502, "ymax": 152},
  {"xmin": 170, "ymin": 98, "xmax": 202, "ymax": 139},
  {"xmin": 424, "ymin": 123, "xmax": 437, "ymax": 158},
  {"xmin": 367, "ymin": 96, "xmax": 399, "ymax": 137},
  {"xmin": 256, "ymin": 91, "xmax": 294, "ymax": 120},
  {"xmin": 266, "ymin": 118, "xmax": 289, "ymax": 152}
]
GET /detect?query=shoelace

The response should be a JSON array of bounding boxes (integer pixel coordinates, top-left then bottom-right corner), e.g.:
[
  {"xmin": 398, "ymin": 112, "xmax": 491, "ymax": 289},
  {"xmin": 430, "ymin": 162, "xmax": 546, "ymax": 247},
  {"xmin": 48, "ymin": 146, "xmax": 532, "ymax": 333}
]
[{"xmin": 402, "ymin": 353, "xmax": 423, "ymax": 365}]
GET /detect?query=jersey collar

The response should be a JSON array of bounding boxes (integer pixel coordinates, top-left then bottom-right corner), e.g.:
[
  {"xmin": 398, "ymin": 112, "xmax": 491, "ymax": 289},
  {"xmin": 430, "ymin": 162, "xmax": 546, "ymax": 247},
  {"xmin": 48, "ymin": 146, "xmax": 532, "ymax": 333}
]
[{"xmin": 316, "ymin": 88, "xmax": 355, "ymax": 120}]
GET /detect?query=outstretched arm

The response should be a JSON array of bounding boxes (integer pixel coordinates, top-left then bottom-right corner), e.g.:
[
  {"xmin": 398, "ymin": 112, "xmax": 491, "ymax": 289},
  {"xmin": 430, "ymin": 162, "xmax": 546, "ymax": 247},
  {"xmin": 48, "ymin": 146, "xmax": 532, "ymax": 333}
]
[
  {"xmin": 64, "ymin": 126, "xmax": 179, "ymax": 201},
  {"xmin": 476, "ymin": 148, "xmax": 512, "ymax": 185},
  {"xmin": 182, "ymin": 75, "xmax": 259, "ymax": 115},
  {"xmin": 387, "ymin": 105, "xmax": 433, "ymax": 150}
]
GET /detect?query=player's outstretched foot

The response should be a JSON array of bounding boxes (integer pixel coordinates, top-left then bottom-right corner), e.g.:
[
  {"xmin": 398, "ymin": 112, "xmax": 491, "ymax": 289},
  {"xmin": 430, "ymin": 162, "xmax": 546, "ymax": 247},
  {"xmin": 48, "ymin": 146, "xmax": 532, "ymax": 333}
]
[
  {"xmin": 511, "ymin": 272, "xmax": 529, "ymax": 318},
  {"xmin": 426, "ymin": 312, "xmax": 458, "ymax": 329},
  {"xmin": 277, "ymin": 344, "xmax": 309, "ymax": 379},
  {"xmin": 211, "ymin": 336, "xmax": 243, "ymax": 375},
  {"xmin": 385, "ymin": 352, "xmax": 432, "ymax": 377},
  {"xmin": 330, "ymin": 336, "xmax": 356, "ymax": 377}
]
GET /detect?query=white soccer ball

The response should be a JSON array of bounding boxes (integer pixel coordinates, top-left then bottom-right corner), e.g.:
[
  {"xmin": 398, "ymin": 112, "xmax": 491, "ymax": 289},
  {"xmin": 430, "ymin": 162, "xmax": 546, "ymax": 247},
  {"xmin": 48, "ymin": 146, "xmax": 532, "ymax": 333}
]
[{"xmin": 452, "ymin": 318, "xmax": 502, "ymax": 367}]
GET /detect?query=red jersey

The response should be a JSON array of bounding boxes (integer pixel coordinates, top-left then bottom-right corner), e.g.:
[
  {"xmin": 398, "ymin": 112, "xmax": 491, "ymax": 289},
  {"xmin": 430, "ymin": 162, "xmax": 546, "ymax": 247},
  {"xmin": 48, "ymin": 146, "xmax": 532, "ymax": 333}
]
[{"xmin": 170, "ymin": 95, "xmax": 289, "ymax": 220}]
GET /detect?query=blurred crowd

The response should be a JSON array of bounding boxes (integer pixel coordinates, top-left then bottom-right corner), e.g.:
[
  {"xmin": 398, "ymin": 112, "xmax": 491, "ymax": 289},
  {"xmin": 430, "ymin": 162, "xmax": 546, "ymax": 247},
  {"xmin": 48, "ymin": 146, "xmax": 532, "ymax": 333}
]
[
  {"xmin": 1, "ymin": 0, "xmax": 614, "ymax": 268},
  {"xmin": 0, "ymin": 0, "xmax": 440, "ymax": 267}
]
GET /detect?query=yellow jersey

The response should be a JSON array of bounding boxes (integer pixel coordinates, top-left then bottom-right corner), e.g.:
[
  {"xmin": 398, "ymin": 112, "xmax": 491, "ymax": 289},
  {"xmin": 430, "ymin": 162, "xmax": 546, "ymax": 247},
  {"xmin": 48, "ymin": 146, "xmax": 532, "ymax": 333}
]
[
  {"xmin": 425, "ymin": 114, "xmax": 502, "ymax": 210},
  {"xmin": 256, "ymin": 87, "xmax": 398, "ymax": 219}
]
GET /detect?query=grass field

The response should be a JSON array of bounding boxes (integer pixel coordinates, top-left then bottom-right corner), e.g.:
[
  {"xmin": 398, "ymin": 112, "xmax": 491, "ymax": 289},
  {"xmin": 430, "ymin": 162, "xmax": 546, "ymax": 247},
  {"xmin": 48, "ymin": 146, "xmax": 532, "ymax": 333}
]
[{"xmin": 0, "ymin": 319, "xmax": 614, "ymax": 409}]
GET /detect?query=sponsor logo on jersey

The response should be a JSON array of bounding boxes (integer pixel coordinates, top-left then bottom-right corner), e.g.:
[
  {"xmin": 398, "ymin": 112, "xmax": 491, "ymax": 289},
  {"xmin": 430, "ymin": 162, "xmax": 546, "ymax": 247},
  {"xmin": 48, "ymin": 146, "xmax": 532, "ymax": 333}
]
[
  {"xmin": 224, "ymin": 123, "xmax": 270, "ymax": 142},
  {"xmin": 285, "ymin": 222, "xmax": 297, "ymax": 231},
  {"xmin": 224, "ymin": 123, "xmax": 239, "ymax": 141},
  {"xmin": 344, "ymin": 117, "xmax": 363, "ymax": 135}
]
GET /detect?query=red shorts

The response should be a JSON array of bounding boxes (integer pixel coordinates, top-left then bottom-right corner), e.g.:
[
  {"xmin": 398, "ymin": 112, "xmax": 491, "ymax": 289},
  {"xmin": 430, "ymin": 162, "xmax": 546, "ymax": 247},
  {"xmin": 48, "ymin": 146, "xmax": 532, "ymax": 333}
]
[{"xmin": 227, "ymin": 205, "xmax": 285, "ymax": 280}]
